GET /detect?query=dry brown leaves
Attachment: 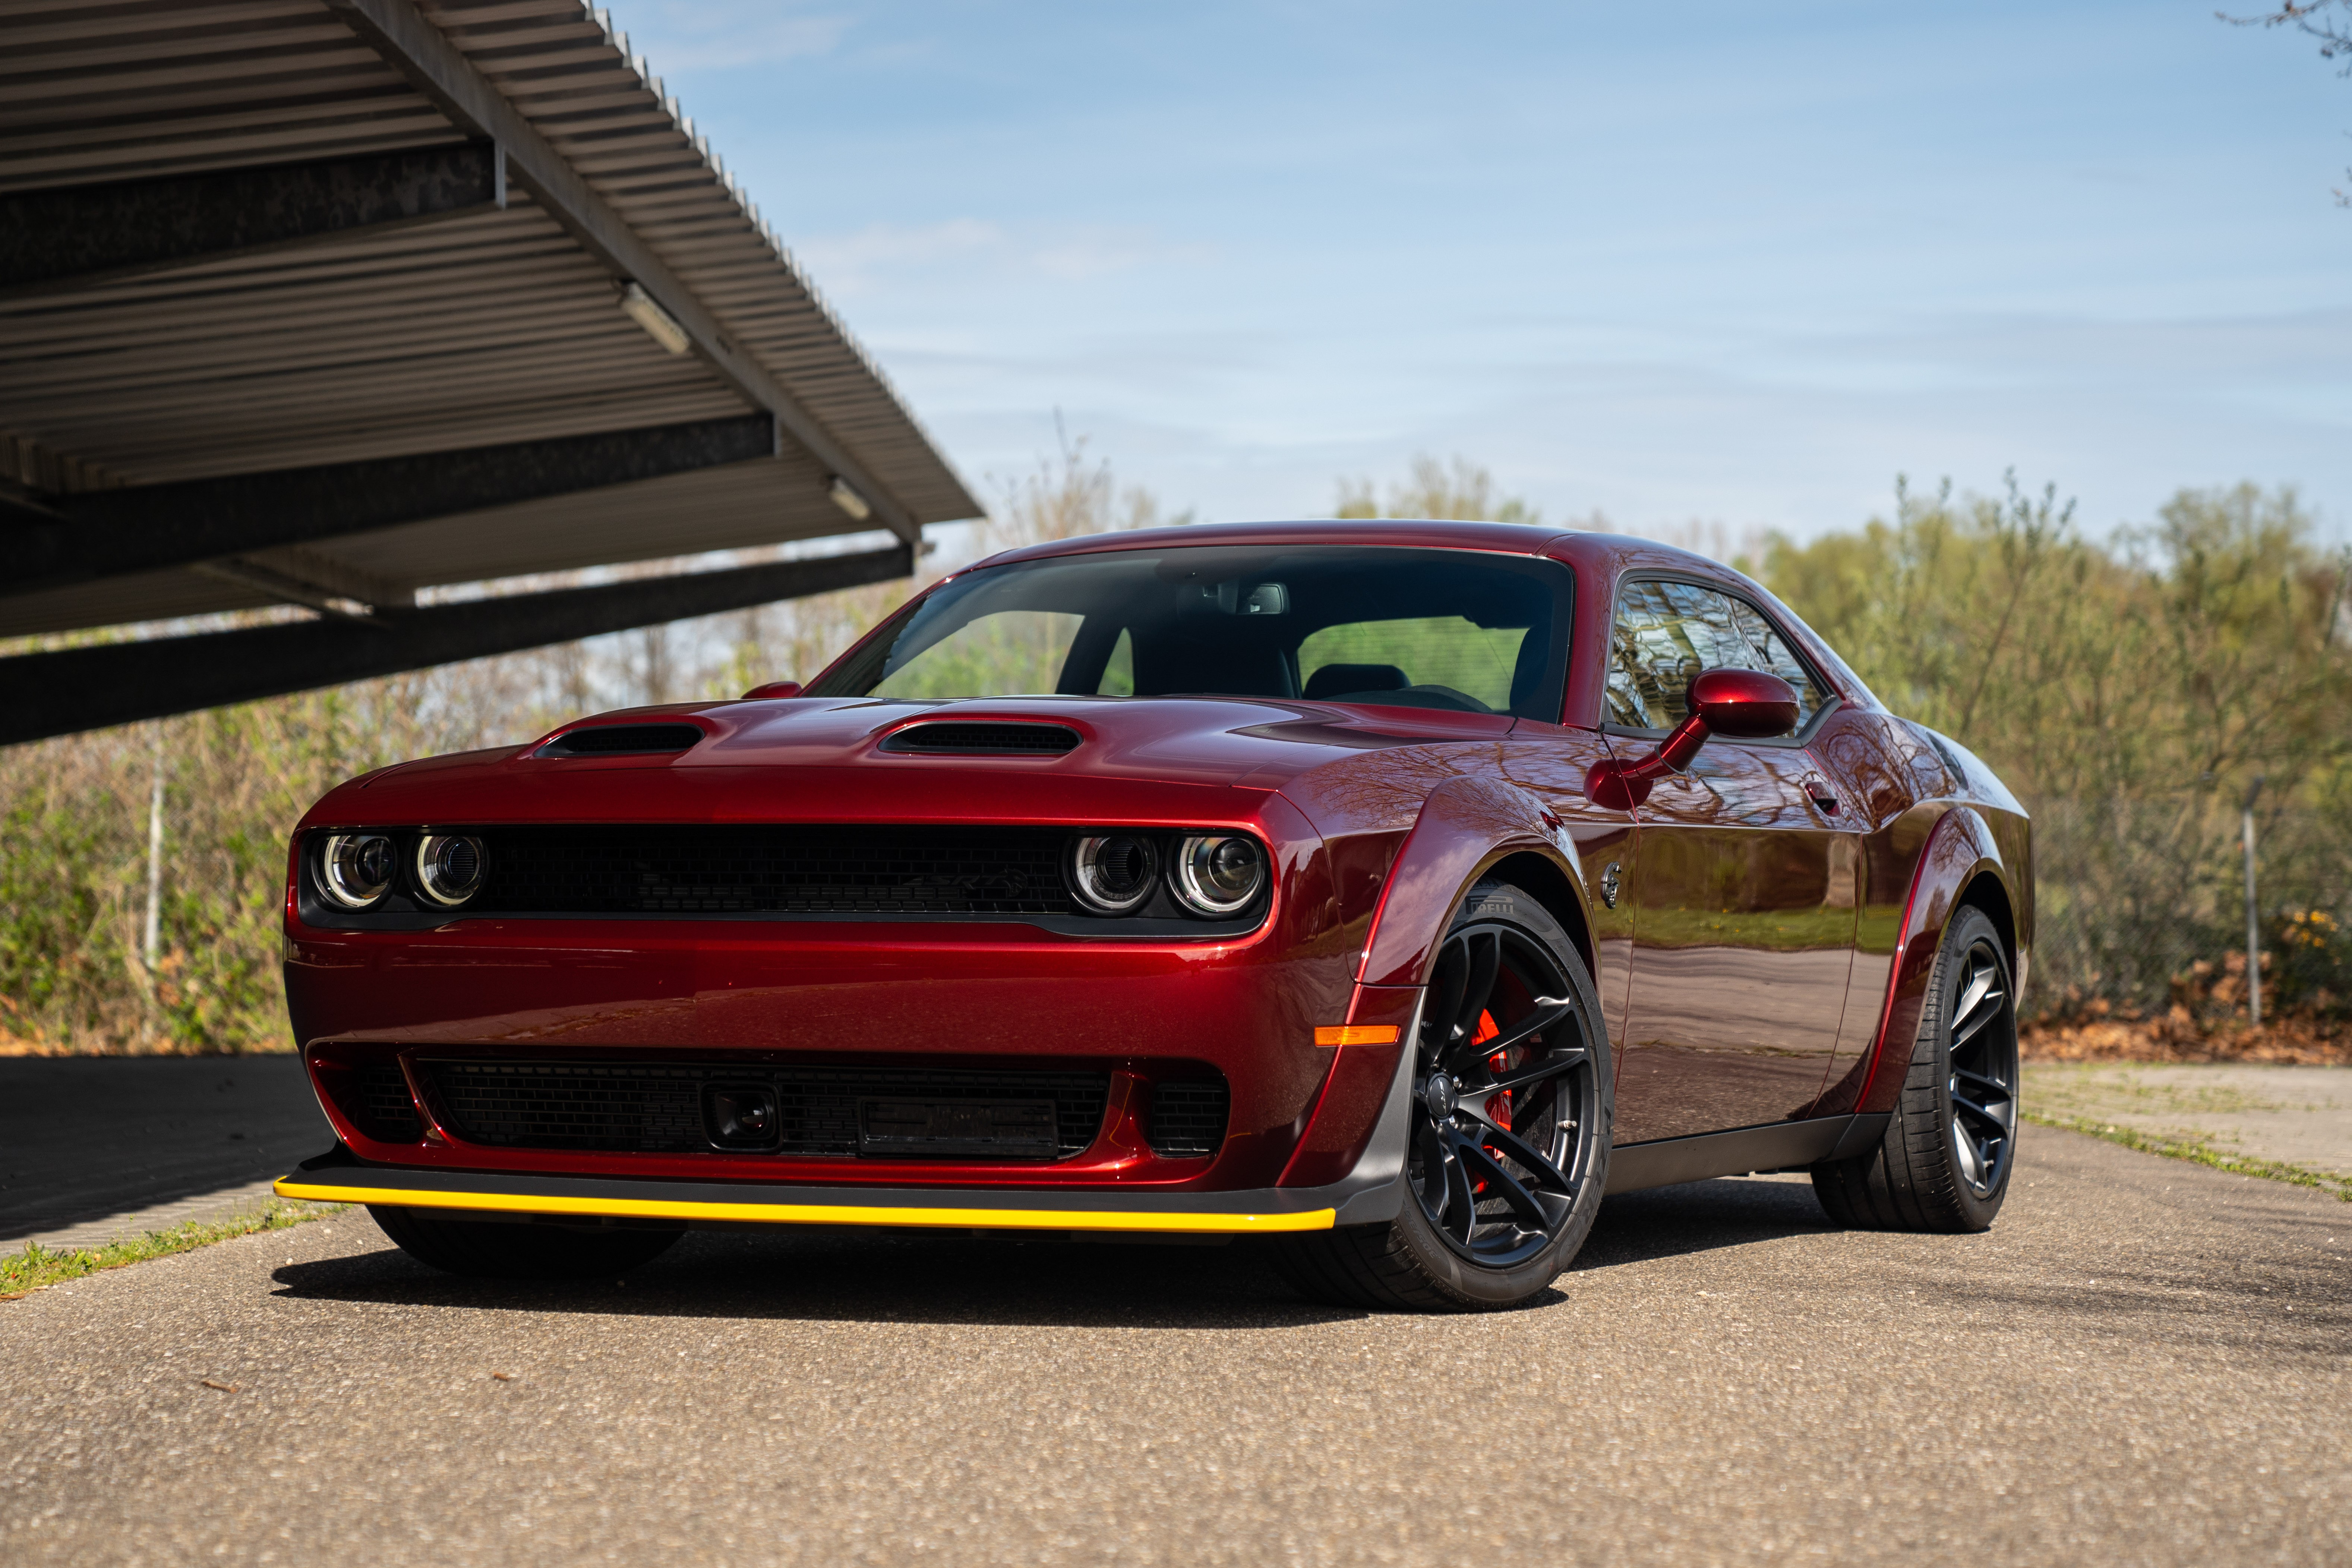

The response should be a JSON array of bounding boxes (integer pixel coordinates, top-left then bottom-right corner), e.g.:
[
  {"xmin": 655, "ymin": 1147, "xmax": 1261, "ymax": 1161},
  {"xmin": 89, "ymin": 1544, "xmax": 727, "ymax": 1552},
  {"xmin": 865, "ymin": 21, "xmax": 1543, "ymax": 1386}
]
[{"xmin": 2023, "ymin": 1012, "xmax": 2352, "ymax": 1065}]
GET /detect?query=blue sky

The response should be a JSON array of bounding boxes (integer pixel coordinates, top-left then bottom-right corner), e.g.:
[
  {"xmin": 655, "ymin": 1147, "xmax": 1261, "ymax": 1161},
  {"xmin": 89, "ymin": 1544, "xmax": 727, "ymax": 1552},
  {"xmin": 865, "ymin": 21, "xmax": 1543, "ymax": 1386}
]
[{"xmin": 609, "ymin": 0, "xmax": 2352, "ymax": 543}]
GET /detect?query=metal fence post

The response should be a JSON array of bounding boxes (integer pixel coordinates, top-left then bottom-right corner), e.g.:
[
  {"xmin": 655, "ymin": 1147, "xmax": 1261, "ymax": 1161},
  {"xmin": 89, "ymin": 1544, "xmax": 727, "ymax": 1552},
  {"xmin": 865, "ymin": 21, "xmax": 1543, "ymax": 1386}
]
[
  {"xmin": 142, "ymin": 723, "xmax": 165, "ymax": 973},
  {"xmin": 2244, "ymin": 775, "xmax": 2264, "ymax": 1028}
]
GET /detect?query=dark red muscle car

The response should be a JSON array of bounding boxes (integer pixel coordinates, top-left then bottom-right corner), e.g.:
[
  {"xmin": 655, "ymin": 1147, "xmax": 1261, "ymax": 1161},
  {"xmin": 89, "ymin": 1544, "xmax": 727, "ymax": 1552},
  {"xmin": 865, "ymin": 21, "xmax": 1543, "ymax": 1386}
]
[{"xmin": 276, "ymin": 520, "xmax": 2029, "ymax": 1310}]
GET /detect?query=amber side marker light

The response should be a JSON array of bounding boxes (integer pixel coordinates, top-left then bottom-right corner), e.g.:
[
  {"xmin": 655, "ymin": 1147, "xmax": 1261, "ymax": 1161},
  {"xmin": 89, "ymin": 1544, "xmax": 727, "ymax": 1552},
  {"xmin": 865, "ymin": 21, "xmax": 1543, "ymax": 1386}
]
[{"xmin": 1314, "ymin": 1025, "xmax": 1402, "ymax": 1047}]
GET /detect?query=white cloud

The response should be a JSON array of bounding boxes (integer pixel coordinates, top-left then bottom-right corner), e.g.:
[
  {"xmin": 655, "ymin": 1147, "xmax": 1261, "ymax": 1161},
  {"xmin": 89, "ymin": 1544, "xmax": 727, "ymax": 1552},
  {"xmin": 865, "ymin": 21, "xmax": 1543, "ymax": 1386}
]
[
  {"xmin": 606, "ymin": 2, "xmax": 850, "ymax": 70},
  {"xmin": 795, "ymin": 220, "xmax": 1209, "ymax": 296},
  {"xmin": 1031, "ymin": 227, "xmax": 1191, "ymax": 281},
  {"xmin": 797, "ymin": 219, "xmax": 1004, "ymax": 280}
]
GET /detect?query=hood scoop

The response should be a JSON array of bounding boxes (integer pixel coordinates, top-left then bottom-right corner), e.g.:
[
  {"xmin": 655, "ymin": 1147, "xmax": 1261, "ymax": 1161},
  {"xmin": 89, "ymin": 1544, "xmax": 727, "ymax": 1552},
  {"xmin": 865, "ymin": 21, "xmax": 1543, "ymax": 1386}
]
[
  {"xmin": 880, "ymin": 721, "xmax": 1081, "ymax": 756},
  {"xmin": 538, "ymin": 723, "xmax": 706, "ymax": 758}
]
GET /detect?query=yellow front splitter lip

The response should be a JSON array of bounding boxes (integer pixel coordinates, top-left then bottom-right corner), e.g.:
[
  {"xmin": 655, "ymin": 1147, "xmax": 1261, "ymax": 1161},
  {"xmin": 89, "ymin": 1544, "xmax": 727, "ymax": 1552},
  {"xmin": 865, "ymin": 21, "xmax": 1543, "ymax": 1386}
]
[{"xmin": 274, "ymin": 1177, "xmax": 1335, "ymax": 1235}]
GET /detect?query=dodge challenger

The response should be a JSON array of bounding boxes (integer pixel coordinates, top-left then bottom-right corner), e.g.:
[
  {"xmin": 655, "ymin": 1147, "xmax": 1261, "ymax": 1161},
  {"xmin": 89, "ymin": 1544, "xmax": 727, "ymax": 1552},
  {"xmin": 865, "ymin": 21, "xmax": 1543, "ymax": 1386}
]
[{"xmin": 275, "ymin": 520, "xmax": 2029, "ymax": 1310}]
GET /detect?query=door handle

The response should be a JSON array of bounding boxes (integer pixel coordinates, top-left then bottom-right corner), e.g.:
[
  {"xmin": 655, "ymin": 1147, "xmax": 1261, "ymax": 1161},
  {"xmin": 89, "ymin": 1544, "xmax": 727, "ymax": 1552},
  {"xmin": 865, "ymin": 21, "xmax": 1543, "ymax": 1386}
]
[{"xmin": 1800, "ymin": 773, "xmax": 1840, "ymax": 815}]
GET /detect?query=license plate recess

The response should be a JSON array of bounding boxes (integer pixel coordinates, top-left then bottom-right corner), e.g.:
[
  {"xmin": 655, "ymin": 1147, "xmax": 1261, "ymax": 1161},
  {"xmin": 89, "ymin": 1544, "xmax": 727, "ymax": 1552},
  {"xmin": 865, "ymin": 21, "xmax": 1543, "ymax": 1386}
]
[{"xmin": 855, "ymin": 1097, "xmax": 1059, "ymax": 1160}]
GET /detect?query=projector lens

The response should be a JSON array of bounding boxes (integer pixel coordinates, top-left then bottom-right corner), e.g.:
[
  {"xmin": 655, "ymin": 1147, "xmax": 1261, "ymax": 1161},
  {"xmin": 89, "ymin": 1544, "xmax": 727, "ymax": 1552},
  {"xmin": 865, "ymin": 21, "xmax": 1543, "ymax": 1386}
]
[
  {"xmin": 1067, "ymin": 834, "xmax": 1159, "ymax": 914},
  {"xmin": 320, "ymin": 833, "xmax": 395, "ymax": 909},
  {"xmin": 414, "ymin": 834, "xmax": 485, "ymax": 908},
  {"xmin": 1172, "ymin": 835, "xmax": 1266, "ymax": 917}
]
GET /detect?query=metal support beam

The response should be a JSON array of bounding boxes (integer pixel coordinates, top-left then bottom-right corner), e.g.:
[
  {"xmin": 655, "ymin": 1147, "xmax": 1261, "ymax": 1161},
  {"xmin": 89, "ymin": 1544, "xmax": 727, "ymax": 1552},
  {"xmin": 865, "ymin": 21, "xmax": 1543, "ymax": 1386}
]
[
  {"xmin": 0, "ymin": 477, "xmax": 66, "ymax": 524},
  {"xmin": 0, "ymin": 142, "xmax": 503, "ymax": 298},
  {"xmin": 189, "ymin": 546, "xmax": 417, "ymax": 622},
  {"xmin": 325, "ymin": 0, "xmax": 924, "ymax": 547},
  {"xmin": 0, "ymin": 544, "xmax": 912, "ymax": 747},
  {"xmin": 1, "ymin": 414, "xmax": 777, "ymax": 602}
]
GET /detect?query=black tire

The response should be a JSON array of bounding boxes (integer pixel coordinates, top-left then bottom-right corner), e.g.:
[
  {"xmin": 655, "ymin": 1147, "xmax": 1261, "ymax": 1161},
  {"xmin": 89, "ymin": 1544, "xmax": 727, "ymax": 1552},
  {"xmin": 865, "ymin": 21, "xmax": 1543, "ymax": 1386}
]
[
  {"xmin": 368, "ymin": 1205, "xmax": 683, "ymax": 1279},
  {"xmin": 1812, "ymin": 904, "xmax": 2020, "ymax": 1232},
  {"xmin": 1276, "ymin": 880, "xmax": 1613, "ymax": 1311}
]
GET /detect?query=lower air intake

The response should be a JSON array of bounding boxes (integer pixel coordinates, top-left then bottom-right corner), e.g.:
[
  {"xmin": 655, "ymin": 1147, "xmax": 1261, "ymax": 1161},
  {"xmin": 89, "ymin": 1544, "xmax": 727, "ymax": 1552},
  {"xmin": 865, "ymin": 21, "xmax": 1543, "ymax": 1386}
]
[
  {"xmin": 420, "ymin": 1059, "xmax": 1113, "ymax": 1160},
  {"xmin": 353, "ymin": 1063, "xmax": 421, "ymax": 1143},
  {"xmin": 1145, "ymin": 1080, "xmax": 1230, "ymax": 1158}
]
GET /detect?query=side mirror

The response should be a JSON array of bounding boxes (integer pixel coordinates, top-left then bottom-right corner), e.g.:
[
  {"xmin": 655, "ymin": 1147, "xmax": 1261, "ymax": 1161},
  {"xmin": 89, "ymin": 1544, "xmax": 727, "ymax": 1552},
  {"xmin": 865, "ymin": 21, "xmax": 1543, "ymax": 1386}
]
[
  {"xmin": 741, "ymin": 680, "xmax": 803, "ymax": 700},
  {"xmin": 1687, "ymin": 667, "xmax": 1802, "ymax": 739},
  {"xmin": 1587, "ymin": 668, "xmax": 1800, "ymax": 811}
]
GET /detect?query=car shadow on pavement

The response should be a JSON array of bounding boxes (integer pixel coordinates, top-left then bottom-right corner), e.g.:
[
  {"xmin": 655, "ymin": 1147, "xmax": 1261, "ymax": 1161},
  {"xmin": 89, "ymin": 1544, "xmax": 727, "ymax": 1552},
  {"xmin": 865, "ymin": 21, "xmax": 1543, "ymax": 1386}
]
[
  {"xmin": 272, "ymin": 1225, "xmax": 1379, "ymax": 1330},
  {"xmin": 1574, "ymin": 1176, "xmax": 1840, "ymax": 1272},
  {"xmin": 269, "ymin": 1176, "xmax": 1834, "ymax": 1326}
]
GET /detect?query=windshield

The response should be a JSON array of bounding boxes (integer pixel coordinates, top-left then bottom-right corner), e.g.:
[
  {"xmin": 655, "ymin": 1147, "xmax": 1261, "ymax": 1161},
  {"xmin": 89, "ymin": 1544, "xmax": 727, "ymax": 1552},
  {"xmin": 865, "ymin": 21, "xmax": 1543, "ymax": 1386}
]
[{"xmin": 806, "ymin": 545, "xmax": 1574, "ymax": 719}]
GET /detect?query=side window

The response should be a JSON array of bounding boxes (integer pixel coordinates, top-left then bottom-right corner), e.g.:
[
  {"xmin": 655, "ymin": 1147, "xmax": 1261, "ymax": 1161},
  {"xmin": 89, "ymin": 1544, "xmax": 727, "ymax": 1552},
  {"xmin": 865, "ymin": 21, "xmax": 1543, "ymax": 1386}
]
[{"xmin": 1604, "ymin": 579, "xmax": 1829, "ymax": 733}]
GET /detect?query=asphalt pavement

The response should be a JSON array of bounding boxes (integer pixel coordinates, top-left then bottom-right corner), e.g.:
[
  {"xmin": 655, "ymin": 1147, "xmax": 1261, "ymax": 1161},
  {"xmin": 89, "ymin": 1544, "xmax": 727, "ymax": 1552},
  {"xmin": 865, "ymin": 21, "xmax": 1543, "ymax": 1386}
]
[
  {"xmin": 1, "ymin": 1123, "xmax": 2344, "ymax": 1565},
  {"xmin": 0, "ymin": 1056, "xmax": 329, "ymax": 1248}
]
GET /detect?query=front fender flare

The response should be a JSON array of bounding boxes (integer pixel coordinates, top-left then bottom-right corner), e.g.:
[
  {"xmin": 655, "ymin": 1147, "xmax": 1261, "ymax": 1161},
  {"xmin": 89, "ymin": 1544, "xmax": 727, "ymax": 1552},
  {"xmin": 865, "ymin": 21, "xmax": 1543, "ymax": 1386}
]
[
  {"xmin": 1275, "ymin": 776, "xmax": 1601, "ymax": 1192},
  {"xmin": 1356, "ymin": 774, "xmax": 1596, "ymax": 989}
]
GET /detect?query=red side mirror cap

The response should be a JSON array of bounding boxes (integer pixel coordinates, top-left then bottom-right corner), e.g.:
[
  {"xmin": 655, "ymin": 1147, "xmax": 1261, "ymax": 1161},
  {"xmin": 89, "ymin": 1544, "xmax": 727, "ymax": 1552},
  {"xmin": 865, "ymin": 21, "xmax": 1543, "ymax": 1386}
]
[
  {"xmin": 1687, "ymin": 668, "xmax": 1799, "ymax": 739},
  {"xmin": 741, "ymin": 680, "xmax": 803, "ymax": 700},
  {"xmin": 1585, "ymin": 667, "xmax": 1803, "ymax": 811}
]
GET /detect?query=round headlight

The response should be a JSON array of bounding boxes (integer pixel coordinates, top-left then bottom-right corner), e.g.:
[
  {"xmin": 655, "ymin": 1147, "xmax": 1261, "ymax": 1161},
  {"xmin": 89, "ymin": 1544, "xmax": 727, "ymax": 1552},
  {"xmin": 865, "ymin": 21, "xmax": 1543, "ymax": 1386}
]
[
  {"xmin": 1066, "ymin": 834, "xmax": 1159, "ymax": 915},
  {"xmin": 1172, "ymin": 834, "xmax": 1266, "ymax": 917},
  {"xmin": 415, "ymin": 833, "xmax": 485, "ymax": 908},
  {"xmin": 320, "ymin": 833, "xmax": 396, "ymax": 909}
]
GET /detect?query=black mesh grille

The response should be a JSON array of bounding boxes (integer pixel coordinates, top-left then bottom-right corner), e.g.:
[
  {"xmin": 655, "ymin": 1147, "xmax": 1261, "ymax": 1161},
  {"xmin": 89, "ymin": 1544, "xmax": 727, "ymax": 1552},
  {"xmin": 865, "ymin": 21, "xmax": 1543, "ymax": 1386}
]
[
  {"xmin": 468, "ymin": 826, "xmax": 1075, "ymax": 917},
  {"xmin": 538, "ymin": 723, "xmax": 705, "ymax": 756},
  {"xmin": 422, "ymin": 1059, "xmax": 1113, "ymax": 1159},
  {"xmin": 1145, "ymin": 1080, "xmax": 1230, "ymax": 1158},
  {"xmin": 354, "ymin": 1063, "xmax": 420, "ymax": 1142},
  {"xmin": 428, "ymin": 1061, "xmax": 705, "ymax": 1151},
  {"xmin": 880, "ymin": 723, "xmax": 1079, "ymax": 755}
]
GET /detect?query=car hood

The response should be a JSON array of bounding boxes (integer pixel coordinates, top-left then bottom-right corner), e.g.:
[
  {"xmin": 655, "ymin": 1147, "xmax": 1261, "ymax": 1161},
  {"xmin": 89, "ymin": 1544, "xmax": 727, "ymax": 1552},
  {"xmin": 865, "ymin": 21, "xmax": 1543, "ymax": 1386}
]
[
  {"xmin": 694, "ymin": 696, "xmax": 1515, "ymax": 782},
  {"xmin": 321, "ymin": 695, "xmax": 1522, "ymax": 826}
]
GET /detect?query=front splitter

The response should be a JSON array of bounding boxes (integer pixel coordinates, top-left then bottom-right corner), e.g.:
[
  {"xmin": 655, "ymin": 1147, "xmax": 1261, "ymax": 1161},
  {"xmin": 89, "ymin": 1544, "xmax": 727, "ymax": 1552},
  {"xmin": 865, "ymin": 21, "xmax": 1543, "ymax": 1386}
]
[{"xmin": 274, "ymin": 1149, "xmax": 1343, "ymax": 1235}]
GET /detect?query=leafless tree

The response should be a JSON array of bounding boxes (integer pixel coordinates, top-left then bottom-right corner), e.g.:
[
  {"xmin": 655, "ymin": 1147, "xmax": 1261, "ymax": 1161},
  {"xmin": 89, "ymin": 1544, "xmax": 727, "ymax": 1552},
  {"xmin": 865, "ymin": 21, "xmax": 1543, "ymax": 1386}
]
[{"xmin": 2226, "ymin": 1, "xmax": 2352, "ymax": 202}]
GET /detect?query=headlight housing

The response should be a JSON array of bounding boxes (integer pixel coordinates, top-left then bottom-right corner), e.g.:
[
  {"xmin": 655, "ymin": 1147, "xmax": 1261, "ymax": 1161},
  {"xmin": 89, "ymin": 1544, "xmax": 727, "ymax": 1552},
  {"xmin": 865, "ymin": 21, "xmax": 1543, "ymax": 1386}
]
[
  {"xmin": 1172, "ymin": 834, "xmax": 1266, "ymax": 917},
  {"xmin": 320, "ymin": 833, "xmax": 396, "ymax": 909},
  {"xmin": 414, "ymin": 833, "xmax": 486, "ymax": 908},
  {"xmin": 1065, "ymin": 834, "xmax": 1159, "ymax": 914}
]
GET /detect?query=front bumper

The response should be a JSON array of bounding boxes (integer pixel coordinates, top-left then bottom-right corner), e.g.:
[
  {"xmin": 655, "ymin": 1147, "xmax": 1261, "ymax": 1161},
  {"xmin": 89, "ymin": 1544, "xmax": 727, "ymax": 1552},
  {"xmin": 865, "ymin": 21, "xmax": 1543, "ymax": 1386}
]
[{"xmin": 275, "ymin": 1139, "xmax": 1409, "ymax": 1234}]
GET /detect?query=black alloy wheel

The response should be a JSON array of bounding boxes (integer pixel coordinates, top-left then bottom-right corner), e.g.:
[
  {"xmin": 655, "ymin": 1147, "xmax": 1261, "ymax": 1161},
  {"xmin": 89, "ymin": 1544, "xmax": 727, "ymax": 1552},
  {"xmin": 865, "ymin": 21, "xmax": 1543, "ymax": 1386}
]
[
  {"xmin": 1277, "ymin": 881, "xmax": 1612, "ymax": 1311},
  {"xmin": 1945, "ymin": 930, "xmax": 2021, "ymax": 1198},
  {"xmin": 1406, "ymin": 914, "xmax": 1594, "ymax": 1266},
  {"xmin": 1812, "ymin": 903, "xmax": 2020, "ymax": 1232}
]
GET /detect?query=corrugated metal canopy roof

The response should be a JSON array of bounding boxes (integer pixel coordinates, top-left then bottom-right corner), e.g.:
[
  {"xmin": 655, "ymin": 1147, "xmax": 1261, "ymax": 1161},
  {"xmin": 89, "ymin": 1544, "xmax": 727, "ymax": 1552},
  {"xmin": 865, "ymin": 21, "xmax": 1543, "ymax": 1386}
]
[{"xmin": 0, "ymin": 0, "xmax": 979, "ymax": 649}]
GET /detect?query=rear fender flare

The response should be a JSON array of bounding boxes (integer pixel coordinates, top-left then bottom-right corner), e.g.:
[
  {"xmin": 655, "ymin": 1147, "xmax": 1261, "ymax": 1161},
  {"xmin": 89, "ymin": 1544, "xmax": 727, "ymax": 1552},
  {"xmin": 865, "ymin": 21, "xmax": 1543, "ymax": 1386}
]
[{"xmin": 1854, "ymin": 805, "xmax": 2013, "ymax": 1115}]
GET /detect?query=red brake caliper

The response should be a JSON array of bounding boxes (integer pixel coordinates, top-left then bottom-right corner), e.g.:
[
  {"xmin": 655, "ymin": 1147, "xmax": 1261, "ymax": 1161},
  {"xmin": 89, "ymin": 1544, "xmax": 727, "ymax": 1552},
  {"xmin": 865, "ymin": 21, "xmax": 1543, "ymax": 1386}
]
[{"xmin": 1470, "ymin": 1009, "xmax": 1507, "ymax": 1194}]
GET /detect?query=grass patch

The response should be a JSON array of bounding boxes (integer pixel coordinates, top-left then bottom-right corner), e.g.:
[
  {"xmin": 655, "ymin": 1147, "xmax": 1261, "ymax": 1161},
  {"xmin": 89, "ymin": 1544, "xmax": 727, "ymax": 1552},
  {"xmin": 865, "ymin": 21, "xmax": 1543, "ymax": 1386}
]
[
  {"xmin": 2023, "ymin": 1064, "xmax": 2305, "ymax": 1119},
  {"xmin": 0, "ymin": 1199, "xmax": 348, "ymax": 1300},
  {"xmin": 2025, "ymin": 1111, "xmax": 2352, "ymax": 1202}
]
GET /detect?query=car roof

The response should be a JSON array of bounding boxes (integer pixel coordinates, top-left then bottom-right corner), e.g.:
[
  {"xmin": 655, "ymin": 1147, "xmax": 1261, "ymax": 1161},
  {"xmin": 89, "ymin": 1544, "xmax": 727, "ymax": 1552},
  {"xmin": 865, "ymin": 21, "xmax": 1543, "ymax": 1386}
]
[
  {"xmin": 972, "ymin": 518, "xmax": 1575, "ymax": 570},
  {"xmin": 967, "ymin": 517, "xmax": 1749, "ymax": 584}
]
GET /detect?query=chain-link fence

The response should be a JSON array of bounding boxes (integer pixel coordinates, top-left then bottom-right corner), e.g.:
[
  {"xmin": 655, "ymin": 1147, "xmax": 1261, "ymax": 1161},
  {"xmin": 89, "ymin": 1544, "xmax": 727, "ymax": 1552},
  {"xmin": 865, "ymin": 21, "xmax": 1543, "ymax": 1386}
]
[{"xmin": 2028, "ymin": 794, "xmax": 2349, "ymax": 1019}]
